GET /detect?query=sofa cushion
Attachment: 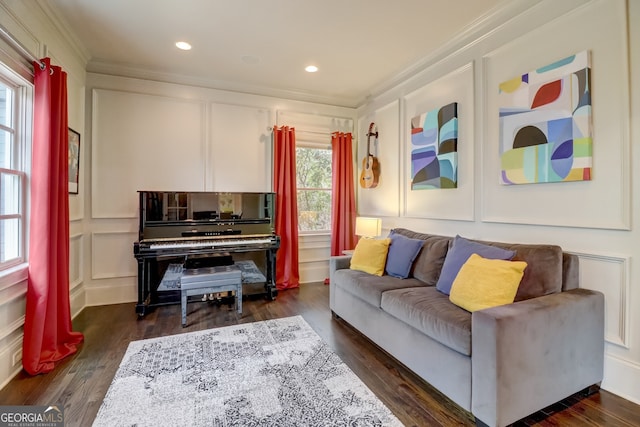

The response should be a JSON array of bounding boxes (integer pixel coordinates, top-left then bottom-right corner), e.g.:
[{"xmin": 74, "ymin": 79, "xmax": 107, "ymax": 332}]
[
  {"xmin": 436, "ymin": 235, "xmax": 516, "ymax": 295},
  {"xmin": 472, "ymin": 240, "xmax": 564, "ymax": 301},
  {"xmin": 390, "ymin": 228, "xmax": 451, "ymax": 285},
  {"xmin": 350, "ymin": 237, "xmax": 391, "ymax": 276},
  {"xmin": 449, "ymin": 254, "xmax": 528, "ymax": 312},
  {"xmin": 333, "ymin": 269, "xmax": 426, "ymax": 308},
  {"xmin": 385, "ymin": 232, "xmax": 425, "ymax": 279},
  {"xmin": 380, "ymin": 286, "xmax": 472, "ymax": 356}
]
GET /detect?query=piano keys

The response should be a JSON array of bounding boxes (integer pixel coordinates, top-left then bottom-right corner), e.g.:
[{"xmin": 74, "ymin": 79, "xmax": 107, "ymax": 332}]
[
  {"xmin": 137, "ymin": 234, "xmax": 277, "ymax": 253},
  {"xmin": 133, "ymin": 191, "xmax": 280, "ymax": 316}
]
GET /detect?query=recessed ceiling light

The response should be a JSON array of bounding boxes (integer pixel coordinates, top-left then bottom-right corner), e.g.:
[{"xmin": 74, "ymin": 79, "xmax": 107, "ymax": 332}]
[
  {"xmin": 175, "ymin": 41, "xmax": 192, "ymax": 51},
  {"xmin": 305, "ymin": 65, "xmax": 318, "ymax": 73}
]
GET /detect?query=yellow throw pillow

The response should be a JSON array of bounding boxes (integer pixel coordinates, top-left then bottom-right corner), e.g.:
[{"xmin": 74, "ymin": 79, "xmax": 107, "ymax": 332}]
[
  {"xmin": 449, "ymin": 253, "xmax": 527, "ymax": 312},
  {"xmin": 350, "ymin": 238, "xmax": 391, "ymax": 276}
]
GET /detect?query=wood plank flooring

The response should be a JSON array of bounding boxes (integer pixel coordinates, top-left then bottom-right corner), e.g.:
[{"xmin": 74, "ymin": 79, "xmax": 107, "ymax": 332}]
[{"xmin": 1, "ymin": 282, "xmax": 638, "ymax": 426}]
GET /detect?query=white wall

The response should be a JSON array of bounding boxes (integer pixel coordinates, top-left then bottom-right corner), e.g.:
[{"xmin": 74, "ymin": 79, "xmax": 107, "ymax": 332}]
[
  {"xmin": 84, "ymin": 74, "xmax": 355, "ymax": 305},
  {"xmin": 0, "ymin": 0, "xmax": 352, "ymax": 390},
  {"xmin": 356, "ymin": 0, "xmax": 640, "ymax": 404},
  {"xmin": 1, "ymin": 0, "xmax": 638, "ymax": 408},
  {"xmin": 0, "ymin": 0, "xmax": 87, "ymax": 389}
]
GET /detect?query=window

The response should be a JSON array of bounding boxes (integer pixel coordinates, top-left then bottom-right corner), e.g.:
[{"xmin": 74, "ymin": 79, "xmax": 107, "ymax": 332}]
[
  {"xmin": 296, "ymin": 145, "xmax": 331, "ymax": 233},
  {"xmin": 0, "ymin": 74, "xmax": 28, "ymax": 272}
]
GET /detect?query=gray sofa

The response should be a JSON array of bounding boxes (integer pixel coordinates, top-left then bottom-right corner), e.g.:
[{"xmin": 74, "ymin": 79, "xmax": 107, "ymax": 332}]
[{"xmin": 329, "ymin": 228, "xmax": 604, "ymax": 427}]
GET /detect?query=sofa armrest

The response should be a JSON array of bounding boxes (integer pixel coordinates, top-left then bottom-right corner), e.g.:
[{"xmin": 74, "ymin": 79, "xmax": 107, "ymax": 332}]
[
  {"xmin": 471, "ymin": 288, "xmax": 604, "ymax": 427},
  {"xmin": 330, "ymin": 255, "xmax": 351, "ymax": 273},
  {"xmin": 329, "ymin": 255, "xmax": 351, "ymax": 311}
]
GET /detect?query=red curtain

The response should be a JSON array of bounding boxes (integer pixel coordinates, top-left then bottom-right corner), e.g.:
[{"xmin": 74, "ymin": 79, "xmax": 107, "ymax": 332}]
[
  {"xmin": 330, "ymin": 132, "xmax": 357, "ymax": 256},
  {"xmin": 23, "ymin": 58, "xmax": 84, "ymax": 375},
  {"xmin": 272, "ymin": 126, "xmax": 300, "ymax": 290}
]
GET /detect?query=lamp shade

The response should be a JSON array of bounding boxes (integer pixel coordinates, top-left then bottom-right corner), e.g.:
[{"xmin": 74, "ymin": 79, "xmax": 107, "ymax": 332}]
[{"xmin": 355, "ymin": 217, "xmax": 382, "ymax": 238}]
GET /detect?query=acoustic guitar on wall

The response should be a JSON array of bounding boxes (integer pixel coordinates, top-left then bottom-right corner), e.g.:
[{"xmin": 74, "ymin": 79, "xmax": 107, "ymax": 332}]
[{"xmin": 359, "ymin": 122, "xmax": 380, "ymax": 188}]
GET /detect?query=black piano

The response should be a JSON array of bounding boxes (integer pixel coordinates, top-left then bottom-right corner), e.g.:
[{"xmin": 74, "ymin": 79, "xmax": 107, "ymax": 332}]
[{"xmin": 133, "ymin": 191, "xmax": 280, "ymax": 316}]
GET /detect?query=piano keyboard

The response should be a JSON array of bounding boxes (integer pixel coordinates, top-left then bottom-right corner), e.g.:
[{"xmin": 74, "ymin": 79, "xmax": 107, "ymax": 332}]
[
  {"xmin": 139, "ymin": 234, "xmax": 276, "ymax": 251},
  {"xmin": 148, "ymin": 237, "xmax": 273, "ymax": 250}
]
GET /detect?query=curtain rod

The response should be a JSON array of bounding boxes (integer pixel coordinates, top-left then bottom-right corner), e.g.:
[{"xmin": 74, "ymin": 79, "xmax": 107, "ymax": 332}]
[
  {"xmin": 0, "ymin": 24, "xmax": 45, "ymax": 70},
  {"xmin": 268, "ymin": 127, "xmax": 350, "ymax": 136}
]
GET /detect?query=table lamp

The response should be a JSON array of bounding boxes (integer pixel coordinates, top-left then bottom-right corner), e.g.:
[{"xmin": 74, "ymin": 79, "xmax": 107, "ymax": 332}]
[{"xmin": 355, "ymin": 216, "xmax": 382, "ymax": 239}]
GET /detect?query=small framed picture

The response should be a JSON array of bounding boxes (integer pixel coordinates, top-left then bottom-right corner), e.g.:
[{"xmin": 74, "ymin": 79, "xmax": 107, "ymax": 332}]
[{"xmin": 68, "ymin": 128, "xmax": 80, "ymax": 194}]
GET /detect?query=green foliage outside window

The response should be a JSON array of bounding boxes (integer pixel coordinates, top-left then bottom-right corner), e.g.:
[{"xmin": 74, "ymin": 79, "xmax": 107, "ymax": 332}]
[{"xmin": 296, "ymin": 146, "xmax": 331, "ymax": 232}]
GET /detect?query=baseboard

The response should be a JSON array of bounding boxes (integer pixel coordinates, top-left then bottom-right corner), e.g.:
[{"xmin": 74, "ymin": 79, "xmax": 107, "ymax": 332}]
[{"xmin": 602, "ymin": 353, "xmax": 640, "ymax": 405}]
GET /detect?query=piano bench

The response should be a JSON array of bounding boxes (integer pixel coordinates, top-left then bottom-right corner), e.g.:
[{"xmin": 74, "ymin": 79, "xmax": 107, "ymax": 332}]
[{"xmin": 180, "ymin": 266, "xmax": 242, "ymax": 327}]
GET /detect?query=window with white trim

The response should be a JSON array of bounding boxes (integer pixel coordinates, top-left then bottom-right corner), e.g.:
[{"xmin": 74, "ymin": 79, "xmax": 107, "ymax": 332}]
[
  {"xmin": 296, "ymin": 143, "xmax": 331, "ymax": 233},
  {"xmin": 0, "ymin": 72, "xmax": 28, "ymax": 272}
]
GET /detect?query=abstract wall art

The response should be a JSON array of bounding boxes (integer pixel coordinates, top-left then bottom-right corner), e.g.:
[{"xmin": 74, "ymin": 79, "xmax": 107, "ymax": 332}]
[
  {"xmin": 499, "ymin": 50, "xmax": 592, "ymax": 185},
  {"xmin": 410, "ymin": 102, "xmax": 458, "ymax": 190}
]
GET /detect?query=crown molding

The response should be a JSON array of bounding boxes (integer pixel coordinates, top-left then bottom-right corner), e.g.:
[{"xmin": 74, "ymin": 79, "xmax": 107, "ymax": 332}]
[
  {"xmin": 355, "ymin": 0, "xmax": 548, "ymax": 107},
  {"xmin": 34, "ymin": 0, "xmax": 92, "ymax": 65},
  {"xmin": 87, "ymin": 58, "xmax": 359, "ymax": 109}
]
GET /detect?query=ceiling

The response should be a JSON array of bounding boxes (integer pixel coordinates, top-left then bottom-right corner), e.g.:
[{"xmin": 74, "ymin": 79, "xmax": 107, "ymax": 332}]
[{"xmin": 44, "ymin": 0, "xmax": 521, "ymax": 108}]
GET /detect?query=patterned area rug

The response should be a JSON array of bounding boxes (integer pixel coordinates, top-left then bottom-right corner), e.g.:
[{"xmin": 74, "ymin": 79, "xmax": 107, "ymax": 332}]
[{"xmin": 93, "ymin": 316, "xmax": 403, "ymax": 426}]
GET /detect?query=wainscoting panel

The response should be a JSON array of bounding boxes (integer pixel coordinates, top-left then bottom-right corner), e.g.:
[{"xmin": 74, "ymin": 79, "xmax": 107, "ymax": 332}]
[
  {"xmin": 91, "ymin": 231, "xmax": 138, "ymax": 280},
  {"xmin": 357, "ymin": 100, "xmax": 400, "ymax": 218},
  {"xmin": 91, "ymin": 89, "xmax": 206, "ymax": 218},
  {"xmin": 0, "ymin": 281, "xmax": 27, "ymax": 386},
  {"xmin": 69, "ymin": 285, "xmax": 85, "ymax": 320},
  {"xmin": 574, "ymin": 252, "xmax": 629, "ymax": 348},
  {"xmin": 69, "ymin": 194, "xmax": 84, "ymax": 222},
  {"xmin": 70, "ymin": 233, "xmax": 84, "ymax": 290},
  {"xmin": 480, "ymin": 0, "xmax": 630, "ymax": 230},
  {"xmin": 0, "ymin": 335, "xmax": 23, "ymax": 391},
  {"xmin": 209, "ymin": 103, "xmax": 272, "ymax": 192},
  {"xmin": 85, "ymin": 278, "xmax": 138, "ymax": 307},
  {"xmin": 0, "ymin": 312, "xmax": 24, "ymax": 350},
  {"xmin": 401, "ymin": 63, "xmax": 475, "ymax": 221},
  {"xmin": 0, "ymin": 281, "xmax": 26, "ymax": 316},
  {"xmin": 298, "ymin": 234, "xmax": 330, "ymax": 284},
  {"xmin": 300, "ymin": 260, "xmax": 330, "ymax": 285}
]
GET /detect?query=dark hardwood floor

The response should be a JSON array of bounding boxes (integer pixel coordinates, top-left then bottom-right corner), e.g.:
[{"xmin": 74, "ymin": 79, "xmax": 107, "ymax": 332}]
[{"xmin": 1, "ymin": 282, "xmax": 638, "ymax": 426}]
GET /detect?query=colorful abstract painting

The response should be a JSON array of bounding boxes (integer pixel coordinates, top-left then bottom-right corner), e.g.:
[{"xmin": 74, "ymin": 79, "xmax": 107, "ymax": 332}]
[
  {"xmin": 411, "ymin": 102, "xmax": 458, "ymax": 190},
  {"xmin": 499, "ymin": 50, "xmax": 592, "ymax": 185}
]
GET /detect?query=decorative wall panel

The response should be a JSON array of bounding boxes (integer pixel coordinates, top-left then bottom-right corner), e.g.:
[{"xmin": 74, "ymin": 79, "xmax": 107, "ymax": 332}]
[
  {"xmin": 575, "ymin": 252, "xmax": 629, "ymax": 348},
  {"xmin": 92, "ymin": 89, "xmax": 205, "ymax": 218},
  {"xmin": 91, "ymin": 232, "xmax": 137, "ymax": 279},
  {"xmin": 402, "ymin": 63, "xmax": 474, "ymax": 221},
  {"xmin": 481, "ymin": 0, "xmax": 630, "ymax": 229},
  {"xmin": 357, "ymin": 100, "xmax": 400, "ymax": 217},
  {"xmin": 69, "ymin": 233, "xmax": 83, "ymax": 290},
  {"xmin": 209, "ymin": 104, "xmax": 271, "ymax": 192}
]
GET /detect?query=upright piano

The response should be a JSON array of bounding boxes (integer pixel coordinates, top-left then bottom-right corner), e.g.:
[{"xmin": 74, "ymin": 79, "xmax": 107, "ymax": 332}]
[{"xmin": 133, "ymin": 191, "xmax": 280, "ymax": 316}]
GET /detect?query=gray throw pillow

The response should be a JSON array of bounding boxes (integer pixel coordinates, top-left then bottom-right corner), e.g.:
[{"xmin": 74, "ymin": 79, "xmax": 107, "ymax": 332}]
[{"xmin": 435, "ymin": 235, "xmax": 516, "ymax": 295}]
